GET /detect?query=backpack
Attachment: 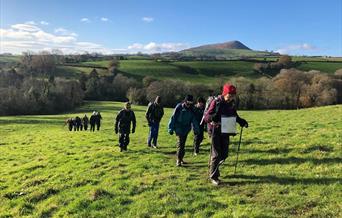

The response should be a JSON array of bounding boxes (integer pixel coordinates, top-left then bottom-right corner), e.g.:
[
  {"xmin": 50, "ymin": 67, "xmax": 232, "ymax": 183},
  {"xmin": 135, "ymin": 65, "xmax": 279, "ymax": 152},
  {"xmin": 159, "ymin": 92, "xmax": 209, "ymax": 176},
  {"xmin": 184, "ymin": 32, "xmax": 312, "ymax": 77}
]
[{"xmin": 202, "ymin": 96, "xmax": 221, "ymax": 124}]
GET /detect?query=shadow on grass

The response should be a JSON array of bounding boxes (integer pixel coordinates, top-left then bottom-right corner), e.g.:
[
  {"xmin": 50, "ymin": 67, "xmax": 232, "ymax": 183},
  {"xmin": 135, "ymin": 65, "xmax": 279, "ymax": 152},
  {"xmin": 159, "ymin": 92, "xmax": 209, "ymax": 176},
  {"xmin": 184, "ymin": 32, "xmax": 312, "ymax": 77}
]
[
  {"xmin": 242, "ymin": 157, "xmax": 342, "ymax": 165},
  {"xmin": 242, "ymin": 148, "xmax": 293, "ymax": 154},
  {"xmin": 0, "ymin": 117, "xmax": 64, "ymax": 125},
  {"xmin": 222, "ymin": 174, "xmax": 341, "ymax": 186}
]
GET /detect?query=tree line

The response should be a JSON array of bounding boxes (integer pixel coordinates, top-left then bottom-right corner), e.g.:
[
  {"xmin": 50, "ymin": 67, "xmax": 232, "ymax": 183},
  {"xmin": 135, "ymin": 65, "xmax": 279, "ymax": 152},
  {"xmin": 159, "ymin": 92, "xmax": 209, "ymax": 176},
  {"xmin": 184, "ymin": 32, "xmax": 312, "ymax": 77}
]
[{"xmin": 0, "ymin": 51, "xmax": 341, "ymax": 115}]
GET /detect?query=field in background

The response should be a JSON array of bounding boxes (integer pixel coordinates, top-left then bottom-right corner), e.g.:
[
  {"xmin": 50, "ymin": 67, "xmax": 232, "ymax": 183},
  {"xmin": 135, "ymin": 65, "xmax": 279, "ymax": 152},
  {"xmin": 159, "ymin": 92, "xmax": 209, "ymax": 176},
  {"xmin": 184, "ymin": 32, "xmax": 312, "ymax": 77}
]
[
  {"xmin": 1, "ymin": 55, "xmax": 342, "ymax": 84},
  {"xmin": 0, "ymin": 101, "xmax": 341, "ymax": 217}
]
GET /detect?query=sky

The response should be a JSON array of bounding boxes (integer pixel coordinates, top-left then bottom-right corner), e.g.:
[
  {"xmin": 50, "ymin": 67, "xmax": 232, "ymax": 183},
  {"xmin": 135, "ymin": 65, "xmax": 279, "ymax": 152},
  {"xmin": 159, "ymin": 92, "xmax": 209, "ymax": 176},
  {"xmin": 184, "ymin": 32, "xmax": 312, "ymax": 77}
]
[{"xmin": 1, "ymin": 0, "xmax": 341, "ymax": 56}]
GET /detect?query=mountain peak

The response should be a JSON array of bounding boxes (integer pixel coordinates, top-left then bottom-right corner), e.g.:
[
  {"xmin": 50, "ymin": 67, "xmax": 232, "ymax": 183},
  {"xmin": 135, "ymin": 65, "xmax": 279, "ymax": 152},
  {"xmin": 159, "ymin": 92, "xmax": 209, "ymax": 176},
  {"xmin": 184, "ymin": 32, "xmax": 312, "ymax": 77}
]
[{"xmin": 188, "ymin": 40, "xmax": 251, "ymax": 51}]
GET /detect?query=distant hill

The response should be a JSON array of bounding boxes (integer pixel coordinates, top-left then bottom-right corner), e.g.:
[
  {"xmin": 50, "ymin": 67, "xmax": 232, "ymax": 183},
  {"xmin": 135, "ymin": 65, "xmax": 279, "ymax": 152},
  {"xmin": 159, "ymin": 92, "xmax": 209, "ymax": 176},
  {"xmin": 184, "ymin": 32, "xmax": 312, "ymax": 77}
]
[
  {"xmin": 179, "ymin": 40, "xmax": 278, "ymax": 58},
  {"xmin": 185, "ymin": 40, "xmax": 251, "ymax": 50}
]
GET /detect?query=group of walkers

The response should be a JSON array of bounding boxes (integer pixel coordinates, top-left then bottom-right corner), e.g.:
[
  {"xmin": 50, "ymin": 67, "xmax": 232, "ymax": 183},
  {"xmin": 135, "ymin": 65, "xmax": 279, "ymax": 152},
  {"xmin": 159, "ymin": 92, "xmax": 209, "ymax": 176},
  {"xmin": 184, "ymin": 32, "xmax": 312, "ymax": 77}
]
[
  {"xmin": 66, "ymin": 83, "xmax": 248, "ymax": 185},
  {"xmin": 65, "ymin": 111, "xmax": 102, "ymax": 132},
  {"xmin": 112, "ymin": 83, "xmax": 249, "ymax": 185}
]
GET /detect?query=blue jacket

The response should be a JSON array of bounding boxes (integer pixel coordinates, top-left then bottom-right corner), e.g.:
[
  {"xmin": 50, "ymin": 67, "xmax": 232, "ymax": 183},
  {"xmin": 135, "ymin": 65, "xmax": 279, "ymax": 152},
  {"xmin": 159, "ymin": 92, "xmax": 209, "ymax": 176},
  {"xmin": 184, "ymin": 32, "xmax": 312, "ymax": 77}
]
[{"xmin": 168, "ymin": 103, "xmax": 200, "ymax": 136}]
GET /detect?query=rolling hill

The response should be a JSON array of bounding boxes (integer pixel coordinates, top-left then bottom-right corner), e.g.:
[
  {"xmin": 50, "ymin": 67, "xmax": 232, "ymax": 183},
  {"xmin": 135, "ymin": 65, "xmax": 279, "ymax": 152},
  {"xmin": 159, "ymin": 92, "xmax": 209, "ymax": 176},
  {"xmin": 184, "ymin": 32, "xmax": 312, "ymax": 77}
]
[{"xmin": 179, "ymin": 40, "xmax": 279, "ymax": 58}]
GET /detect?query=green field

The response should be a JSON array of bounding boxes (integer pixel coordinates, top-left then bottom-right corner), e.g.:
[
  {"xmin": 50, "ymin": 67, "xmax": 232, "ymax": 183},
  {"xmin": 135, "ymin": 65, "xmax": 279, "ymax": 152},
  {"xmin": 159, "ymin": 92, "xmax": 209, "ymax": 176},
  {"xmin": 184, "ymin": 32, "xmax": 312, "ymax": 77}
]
[
  {"xmin": 53, "ymin": 59, "xmax": 342, "ymax": 82},
  {"xmin": 0, "ymin": 101, "xmax": 341, "ymax": 217},
  {"xmin": 1, "ymin": 55, "xmax": 342, "ymax": 83},
  {"xmin": 296, "ymin": 62, "xmax": 342, "ymax": 74}
]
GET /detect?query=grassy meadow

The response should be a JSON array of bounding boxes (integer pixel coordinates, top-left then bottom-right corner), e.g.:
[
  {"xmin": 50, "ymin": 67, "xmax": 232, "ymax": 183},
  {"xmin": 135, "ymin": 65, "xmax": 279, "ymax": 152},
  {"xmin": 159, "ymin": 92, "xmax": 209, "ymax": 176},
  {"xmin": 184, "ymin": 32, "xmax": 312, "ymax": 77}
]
[{"xmin": 0, "ymin": 101, "xmax": 341, "ymax": 217}]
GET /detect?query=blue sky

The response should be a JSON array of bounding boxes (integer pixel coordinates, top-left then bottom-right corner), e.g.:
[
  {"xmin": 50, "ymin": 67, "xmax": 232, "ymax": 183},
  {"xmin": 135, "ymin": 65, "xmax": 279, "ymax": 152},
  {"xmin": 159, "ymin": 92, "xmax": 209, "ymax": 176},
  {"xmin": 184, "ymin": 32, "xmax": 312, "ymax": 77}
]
[{"xmin": 1, "ymin": 0, "xmax": 341, "ymax": 56}]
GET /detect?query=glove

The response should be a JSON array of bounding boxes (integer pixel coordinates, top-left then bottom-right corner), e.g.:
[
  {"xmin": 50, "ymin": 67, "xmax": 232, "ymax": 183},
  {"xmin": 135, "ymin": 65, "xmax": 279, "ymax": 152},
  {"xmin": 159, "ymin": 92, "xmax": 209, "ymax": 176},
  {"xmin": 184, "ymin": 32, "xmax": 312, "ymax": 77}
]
[
  {"xmin": 132, "ymin": 128, "xmax": 135, "ymax": 134},
  {"xmin": 168, "ymin": 129, "xmax": 174, "ymax": 135},
  {"xmin": 115, "ymin": 128, "xmax": 118, "ymax": 134},
  {"xmin": 239, "ymin": 119, "xmax": 248, "ymax": 128}
]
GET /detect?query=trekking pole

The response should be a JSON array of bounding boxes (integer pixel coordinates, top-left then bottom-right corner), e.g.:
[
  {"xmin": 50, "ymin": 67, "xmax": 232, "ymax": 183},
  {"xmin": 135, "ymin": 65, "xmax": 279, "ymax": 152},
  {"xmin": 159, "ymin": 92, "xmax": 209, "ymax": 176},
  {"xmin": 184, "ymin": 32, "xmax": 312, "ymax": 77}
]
[{"xmin": 234, "ymin": 127, "xmax": 243, "ymax": 175}]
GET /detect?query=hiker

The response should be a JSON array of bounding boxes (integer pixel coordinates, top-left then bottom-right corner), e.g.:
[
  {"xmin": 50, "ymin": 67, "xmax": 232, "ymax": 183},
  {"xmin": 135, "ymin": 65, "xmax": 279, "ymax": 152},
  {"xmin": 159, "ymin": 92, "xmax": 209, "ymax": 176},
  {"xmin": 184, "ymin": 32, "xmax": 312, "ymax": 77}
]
[
  {"xmin": 203, "ymin": 89, "xmax": 216, "ymax": 137},
  {"xmin": 145, "ymin": 96, "xmax": 164, "ymax": 148},
  {"xmin": 193, "ymin": 97, "xmax": 206, "ymax": 155},
  {"xmin": 115, "ymin": 102, "xmax": 136, "ymax": 152},
  {"xmin": 204, "ymin": 84, "xmax": 248, "ymax": 185},
  {"xmin": 168, "ymin": 95, "xmax": 200, "ymax": 166},
  {"xmin": 90, "ymin": 111, "xmax": 96, "ymax": 132},
  {"xmin": 82, "ymin": 114, "xmax": 89, "ymax": 131},
  {"xmin": 66, "ymin": 118, "xmax": 74, "ymax": 131},
  {"xmin": 75, "ymin": 116, "xmax": 82, "ymax": 131},
  {"xmin": 95, "ymin": 112, "xmax": 102, "ymax": 131}
]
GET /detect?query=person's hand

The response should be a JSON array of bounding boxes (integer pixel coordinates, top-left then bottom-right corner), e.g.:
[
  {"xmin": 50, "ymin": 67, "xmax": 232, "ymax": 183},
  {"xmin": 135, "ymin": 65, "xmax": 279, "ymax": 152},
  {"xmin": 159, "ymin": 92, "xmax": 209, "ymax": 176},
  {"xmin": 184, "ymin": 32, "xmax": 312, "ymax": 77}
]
[
  {"xmin": 240, "ymin": 119, "xmax": 248, "ymax": 128},
  {"xmin": 168, "ymin": 129, "xmax": 174, "ymax": 135},
  {"xmin": 132, "ymin": 128, "xmax": 135, "ymax": 134},
  {"xmin": 148, "ymin": 121, "xmax": 152, "ymax": 126},
  {"xmin": 115, "ymin": 128, "xmax": 118, "ymax": 134}
]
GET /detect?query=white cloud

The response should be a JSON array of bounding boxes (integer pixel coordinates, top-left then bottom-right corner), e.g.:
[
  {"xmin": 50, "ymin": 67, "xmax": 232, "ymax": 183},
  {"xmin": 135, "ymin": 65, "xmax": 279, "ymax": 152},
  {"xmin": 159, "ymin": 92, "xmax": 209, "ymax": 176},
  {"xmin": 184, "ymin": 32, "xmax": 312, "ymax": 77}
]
[
  {"xmin": 80, "ymin": 18, "xmax": 90, "ymax": 22},
  {"xmin": 101, "ymin": 17, "xmax": 109, "ymax": 22},
  {"xmin": 11, "ymin": 24, "xmax": 41, "ymax": 32},
  {"xmin": 276, "ymin": 43, "xmax": 317, "ymax": 54},
  {"xmin": 142, "ymin": 17, "xmax": 154, "ymax": 23},
  {"xmin": 25, "ymin": 21, "xmax": 37, "ymax": 25},
  {"xmin": 0, "ymin": 23, "xmax": 114, "ymax": 54},
  {"xmin": 40, "ymin": 21, "xmax": 49, "ymax": 25},
  {"xmin": 127, "ymin": 43, "xmax": 144, "ymax": 50},
  {"xmin": 54, "ymin": 27, "xmax": 78, "ymax": 37},
  {"xmin": 1, "ymin": 23, "xmax": 189, "ymax": 55},
  {"xmin": 127, "ymin": 42, "xmax": 189, "ymax": 53}
]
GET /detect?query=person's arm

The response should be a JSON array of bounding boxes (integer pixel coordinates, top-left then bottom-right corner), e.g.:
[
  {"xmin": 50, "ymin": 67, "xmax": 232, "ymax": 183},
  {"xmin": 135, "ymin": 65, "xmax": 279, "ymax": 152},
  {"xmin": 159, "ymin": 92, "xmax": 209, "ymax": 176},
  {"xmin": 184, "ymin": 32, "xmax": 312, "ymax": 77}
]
[
  {"xmin": 131, "ymin": 111, "xmax": 136, "ymax": 133},
  {"xmin": 192, "ymin": 113, "xmax": 200, "ymax": 135},
  {"xmin": 203, "ymin": 100, "xmax": 217, "ymax": 123},
  {"xmin": 115, "ymin": 111, "xmax": 122, "ymax": 133},
  {"xmin": 236, "ymin": 112, "xmax": 248, "ymax": 128},
  {"xmin": 168, "ymin": 104, "xmax": 181, "ymax": 134},
  {"xmin": 145, "ymin": 103, "xmax": 152, "ymax": 122},
  {"xmin": 161, "ymin": 106, "xmax": 164, "ymax": 119}
]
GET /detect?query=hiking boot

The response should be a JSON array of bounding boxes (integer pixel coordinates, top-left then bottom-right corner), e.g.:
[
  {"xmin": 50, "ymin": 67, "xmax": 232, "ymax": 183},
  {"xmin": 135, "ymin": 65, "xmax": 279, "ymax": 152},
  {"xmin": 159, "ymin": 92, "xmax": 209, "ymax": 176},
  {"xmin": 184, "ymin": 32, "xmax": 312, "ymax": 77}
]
[
  {"xmin": 180, "ymin": 160, "xmax": 187, "ymax": 164},
  {"xmin": 210, "ymin": 178, "xmax": 220, "ymax": 186},
  {"xmin": 194, "ymin": 152, "xmax": 198, "ymax": 156},
  {"xmin": 176, "ymin": 160, "xmax": 182, "ymax": 167},
  {"xmin": 151, "ymin": 145, "xmax": 157, "ymax": 149}
]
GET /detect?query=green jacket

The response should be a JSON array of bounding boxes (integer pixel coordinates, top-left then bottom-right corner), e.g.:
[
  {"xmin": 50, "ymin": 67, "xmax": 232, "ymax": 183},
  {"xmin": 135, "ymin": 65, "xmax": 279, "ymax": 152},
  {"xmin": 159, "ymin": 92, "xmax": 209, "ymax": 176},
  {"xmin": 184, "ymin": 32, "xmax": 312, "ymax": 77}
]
[{"xmin": 168, "ymin": 103, "xmax": 200, "ymax": 136}]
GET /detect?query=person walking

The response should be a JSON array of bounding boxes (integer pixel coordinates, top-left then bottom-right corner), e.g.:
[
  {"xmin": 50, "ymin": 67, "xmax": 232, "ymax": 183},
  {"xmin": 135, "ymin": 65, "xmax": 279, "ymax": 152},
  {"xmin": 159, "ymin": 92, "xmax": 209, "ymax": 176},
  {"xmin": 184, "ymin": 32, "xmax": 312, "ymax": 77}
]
[
  {"xmin": 193, "ymin": 97, "xmax": 206, "ymax": 155},
  {"xmin": 115, "ymin": 102, "xmax": 136, "ymax": 152},
  {"xmin": 168, "ymin": 95, "xmax": 200, "ymax": 166},
  {"xmin": 145, "ymin": 96, "xmax": 164, "ymax": 148},
  {"xmin": 204, "ymin": 84, "xmax": 248, "ymax": 185}
]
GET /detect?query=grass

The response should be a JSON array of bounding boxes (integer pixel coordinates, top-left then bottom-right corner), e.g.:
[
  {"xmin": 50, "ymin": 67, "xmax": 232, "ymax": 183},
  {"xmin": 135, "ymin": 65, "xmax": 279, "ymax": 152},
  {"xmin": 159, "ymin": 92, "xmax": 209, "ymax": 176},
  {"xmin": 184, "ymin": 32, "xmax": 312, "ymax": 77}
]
[
  {"xmin": 296, "ymin": 62, "xmax": 342, "ymax": 74},
  {"xmin": 0, "ymin": 101, "xmax": 341, "ymax": 217},
  {"xmin": 56, "ymin": 59, "xmax": 342, "ymax": 83}
]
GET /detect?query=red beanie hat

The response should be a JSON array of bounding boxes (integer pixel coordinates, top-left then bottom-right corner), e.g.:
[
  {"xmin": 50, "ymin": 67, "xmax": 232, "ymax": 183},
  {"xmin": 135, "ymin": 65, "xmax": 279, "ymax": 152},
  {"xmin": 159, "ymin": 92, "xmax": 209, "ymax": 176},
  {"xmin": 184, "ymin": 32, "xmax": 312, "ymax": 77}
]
[{"xmin": 222, "ymin": 84, "xmax": 236, "ymax": 95}]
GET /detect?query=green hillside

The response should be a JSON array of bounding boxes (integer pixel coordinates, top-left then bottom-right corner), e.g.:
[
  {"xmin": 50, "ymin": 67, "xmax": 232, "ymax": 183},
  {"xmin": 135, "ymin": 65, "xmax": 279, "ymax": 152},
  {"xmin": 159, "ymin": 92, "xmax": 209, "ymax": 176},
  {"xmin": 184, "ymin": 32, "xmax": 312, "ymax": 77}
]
[
  {"xmin": 1, "ymin": 56, "xmax": 342, "ymax": 84},
  {"xmin": 179, "ymin": 48, "xmax": 272, "ymax": 58},
  {"xmin": 0, "ymin": 101, "xmax": 341, "ymax": 217}
]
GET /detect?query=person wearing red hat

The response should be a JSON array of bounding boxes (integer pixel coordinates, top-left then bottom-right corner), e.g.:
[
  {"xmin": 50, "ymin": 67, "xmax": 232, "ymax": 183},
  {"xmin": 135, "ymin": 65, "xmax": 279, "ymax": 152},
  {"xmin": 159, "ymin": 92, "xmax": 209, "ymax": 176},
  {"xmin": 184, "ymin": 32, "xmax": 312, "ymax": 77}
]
[{"xmin": 204, "ymin": 84, "xmax": 248, "ymax": 185}]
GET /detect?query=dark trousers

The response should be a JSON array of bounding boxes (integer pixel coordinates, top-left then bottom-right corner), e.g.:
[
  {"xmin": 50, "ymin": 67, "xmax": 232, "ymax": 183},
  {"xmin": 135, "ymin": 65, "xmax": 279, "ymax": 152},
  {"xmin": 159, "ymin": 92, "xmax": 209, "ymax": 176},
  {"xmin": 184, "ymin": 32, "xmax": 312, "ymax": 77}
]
[
  {"xmin": 193, "ymin": 127, "xmax": 204, "ymax": 153},
  {"xmin": 176, "ymin": 134, "xmax": 188, "ymax": 161},
  {"xmin": 68, "ymin": 125, "xmax": 73, "ymax": 131},
  {"xmin": 209, "ymin": 128, "xmax": 230, "ymax": 179},
  {"xmin": 84, "ymin": 124, "xmax": 88, "ymax": 131},
  {"xmin": 119, "ymin": 133, "xmax": 130, "ymax": 150},
  {"xmin": 90, "ymin": 124, "xmax": 95, "ymax": 132},
  {"xmin": 96, "ymin": 123, "xmax": 100, "ymax": 131},
  {"xmin": 147, "ymin": 122, "xmax": 159, "ymax": 146}
]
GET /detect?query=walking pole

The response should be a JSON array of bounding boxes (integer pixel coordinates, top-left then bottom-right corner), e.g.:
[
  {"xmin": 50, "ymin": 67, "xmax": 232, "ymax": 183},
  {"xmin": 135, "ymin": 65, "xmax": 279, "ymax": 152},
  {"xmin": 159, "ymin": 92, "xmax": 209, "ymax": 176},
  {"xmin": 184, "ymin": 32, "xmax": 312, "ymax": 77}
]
[{"xmin": 234, "ymin": 127, "xmax": 243, "ymax": 175}]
